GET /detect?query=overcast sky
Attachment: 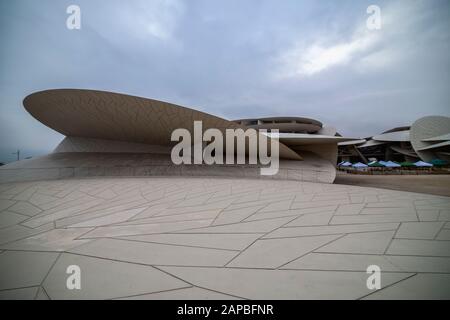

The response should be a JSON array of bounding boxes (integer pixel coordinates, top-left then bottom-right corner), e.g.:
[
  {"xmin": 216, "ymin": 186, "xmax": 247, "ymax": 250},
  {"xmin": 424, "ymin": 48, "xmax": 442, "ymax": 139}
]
[{"xmin": 1, "ymin": 0, "xmax": 449, "ymax": 162}]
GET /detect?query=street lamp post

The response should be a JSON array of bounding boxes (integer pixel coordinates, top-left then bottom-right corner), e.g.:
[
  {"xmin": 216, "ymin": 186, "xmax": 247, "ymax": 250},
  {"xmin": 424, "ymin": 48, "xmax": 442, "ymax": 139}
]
[{"xmin": 12, "ymin": 149, "xmax": 20, "ymax": 161}]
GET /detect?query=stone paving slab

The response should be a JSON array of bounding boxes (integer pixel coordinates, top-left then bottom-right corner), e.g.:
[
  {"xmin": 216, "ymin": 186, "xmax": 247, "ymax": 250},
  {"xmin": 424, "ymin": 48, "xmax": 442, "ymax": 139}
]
[
  {"xmin": 227, "ymin": 234, "xmax": 341, "ymax": 268},
  {"xmin": 363, "ymin": 273, "xmax": 450, "ymax": 300},
  {"xmin": 0, "ymin": 176, "xmax": 449, "ymax": 299},
  {"xmin": 115, "ymin": 286, "xmax": 242, "ymax": 300},
  {"xmin": 43, "ymin": 253, "xmax": 188, "ymax": 299},
  {"xmin": 281, "ymin": 253, "xmax": 403, "ymax": 272},
  {"xmin": 0, "ymin": 251, "xmax": 59, "ymax": 290},
  {"xmin": 158, "ymin": 266, "xmax": 414, "ymax": 300}
]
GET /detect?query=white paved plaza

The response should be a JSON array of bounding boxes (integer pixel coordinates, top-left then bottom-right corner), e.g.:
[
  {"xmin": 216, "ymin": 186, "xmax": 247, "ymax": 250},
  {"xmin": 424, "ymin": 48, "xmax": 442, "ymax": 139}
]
[{"xmin": 0, "ymin": 176, "xmax": 449, "ymax": 299}]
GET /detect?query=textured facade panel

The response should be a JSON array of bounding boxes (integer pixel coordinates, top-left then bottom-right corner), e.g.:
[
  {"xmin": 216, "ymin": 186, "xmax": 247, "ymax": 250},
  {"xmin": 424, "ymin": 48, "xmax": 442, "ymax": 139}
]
[
  {"xmin": 23, "ymin": 89, "xmax": 301, "ymax": 161},
  {"xmin": 0, "ymin": 89, "xmax": 357, "ymax": 183},
  {"xmin": 233, "ymin": 116, "xmax": 322, "ymax": 133},
  {"xmin": 410, "ymin": 116, "xmax": 450, "ymax": 162},
  {"xmin": 0, "ymin": 152, "xmax": 336, "ymax": 184},
  {"xmin": 372, "ymin": 130, "xmax": 410, "ymax": 142},
  {"xmin": 54, "ymin": 137, "xmax": 172, "ymax": 154}
]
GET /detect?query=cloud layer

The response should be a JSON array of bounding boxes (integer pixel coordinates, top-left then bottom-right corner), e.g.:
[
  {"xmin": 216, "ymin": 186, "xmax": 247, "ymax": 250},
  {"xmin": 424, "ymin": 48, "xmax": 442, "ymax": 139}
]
[{"xmin": 0, "ymin": 0, "xmax": 449, "ymax": 162}]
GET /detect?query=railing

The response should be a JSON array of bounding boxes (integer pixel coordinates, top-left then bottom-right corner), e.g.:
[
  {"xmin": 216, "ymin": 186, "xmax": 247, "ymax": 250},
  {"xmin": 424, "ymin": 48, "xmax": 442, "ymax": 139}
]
[{"xmin": 337, "ymin": 166, "xmax": 450, "ymax": 175}]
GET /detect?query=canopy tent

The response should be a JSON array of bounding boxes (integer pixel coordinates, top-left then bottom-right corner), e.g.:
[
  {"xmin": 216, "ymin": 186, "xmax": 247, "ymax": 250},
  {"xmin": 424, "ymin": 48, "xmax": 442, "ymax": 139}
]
[
  {"xmin": 339, "ymin": 161, "xmax": 352, "ymax": 167},
  {"xmin": 414, "ymin": 161, "xmax": 433, "ymax": 167},
  {"xmin": 430, "ymin": 159, "xmax": 449, "ymax": 166},
  {"xmin": 384, "ymin": 161, "xmax": 401, "ymax": 168},
  {"xmin": 352, "ymin": 162, "xmax": 368, "ymax": 168},
  {"xmin": 368, "ymin": 161, "xmax": 385, "ymax": 167},
  {"xmin": 400, "ymin": 161, "xmax": 416, "ymax": 167}
]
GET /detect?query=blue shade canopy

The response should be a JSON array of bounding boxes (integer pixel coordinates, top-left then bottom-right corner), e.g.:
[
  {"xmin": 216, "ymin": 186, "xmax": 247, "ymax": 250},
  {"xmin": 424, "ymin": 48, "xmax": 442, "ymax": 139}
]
[
  {"xmin": 352, "ymin": 162, "xmax": 368, "ymax": 168},
  {"xmin": 384, "ymin": 161, "xmax": 401, "ymax": 167},
  {"xmin": 414, "ymin": 161, "xmax": 433, "ymax": 167}
]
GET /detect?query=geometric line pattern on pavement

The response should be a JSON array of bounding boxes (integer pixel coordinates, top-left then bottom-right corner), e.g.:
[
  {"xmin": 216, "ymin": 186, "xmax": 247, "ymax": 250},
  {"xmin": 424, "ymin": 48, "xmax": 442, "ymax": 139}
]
[{"xmin": 0, "ymin": 177, "xmax": 449, "ymax": 299}]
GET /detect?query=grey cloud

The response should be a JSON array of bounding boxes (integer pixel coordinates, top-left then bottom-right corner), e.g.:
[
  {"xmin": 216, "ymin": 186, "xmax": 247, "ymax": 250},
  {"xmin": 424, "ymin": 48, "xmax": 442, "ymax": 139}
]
[{"xmin": 0, "ymin": 0, "xmax": 449, "ymax": 162}]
